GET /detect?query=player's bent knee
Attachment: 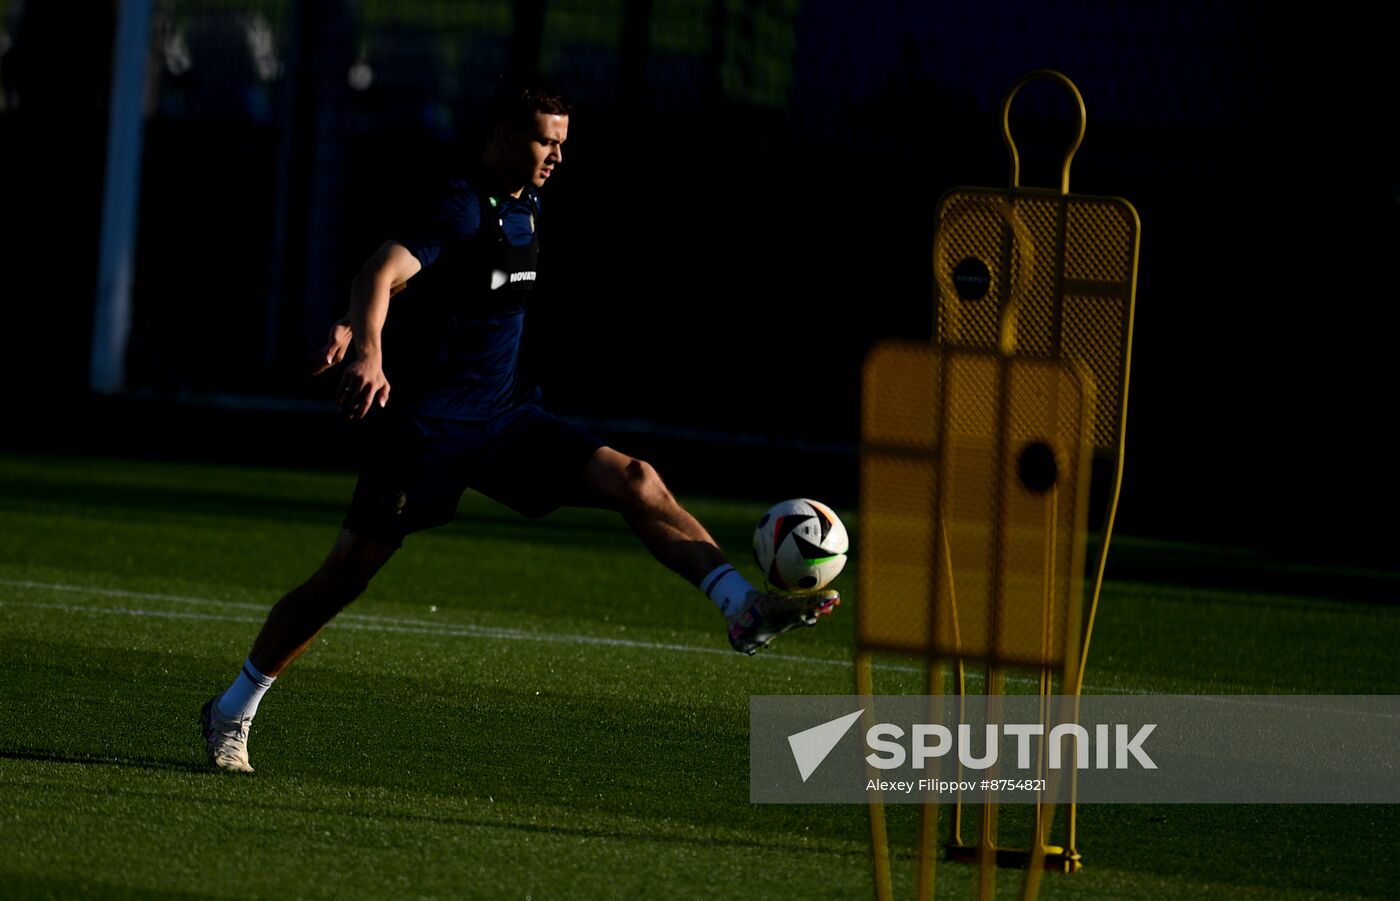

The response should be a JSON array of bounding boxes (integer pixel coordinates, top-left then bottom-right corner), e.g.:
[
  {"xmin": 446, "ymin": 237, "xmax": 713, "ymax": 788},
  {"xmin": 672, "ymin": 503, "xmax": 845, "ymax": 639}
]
[
  {"xmin": 622, "ymin": 457, "xmax": 674, "ymax": 510},
  {"xmin": 580, "ymin": 447, "xmax": 674, "ymax": 513},
  {"xmin": 623, "ymin": 457, "xmax": 652, "ymax": 485}
]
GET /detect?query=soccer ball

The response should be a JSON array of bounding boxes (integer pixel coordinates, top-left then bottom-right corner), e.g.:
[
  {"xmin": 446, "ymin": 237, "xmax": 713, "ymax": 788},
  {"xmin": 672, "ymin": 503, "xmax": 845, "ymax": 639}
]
[{"xmin": 752, "ymin": 498, "xmax": 849, "ymax": 593}]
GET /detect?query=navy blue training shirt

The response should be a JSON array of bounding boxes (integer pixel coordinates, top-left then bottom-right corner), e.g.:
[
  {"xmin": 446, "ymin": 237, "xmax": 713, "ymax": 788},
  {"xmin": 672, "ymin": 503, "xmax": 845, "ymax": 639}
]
[{"xmin": 385, "ymin": 175, "xmax": 542, "ymax": 420}]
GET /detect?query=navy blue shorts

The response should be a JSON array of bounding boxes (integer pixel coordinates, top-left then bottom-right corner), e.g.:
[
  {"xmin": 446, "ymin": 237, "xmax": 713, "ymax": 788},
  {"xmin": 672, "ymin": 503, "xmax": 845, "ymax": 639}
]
[{"xmin": 343, "ymin": 405, "xmax": 604, "ymax": 547}]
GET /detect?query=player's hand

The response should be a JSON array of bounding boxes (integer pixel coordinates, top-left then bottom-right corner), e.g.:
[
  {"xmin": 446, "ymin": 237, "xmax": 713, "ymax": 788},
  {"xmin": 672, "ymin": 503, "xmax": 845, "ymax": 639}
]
[
  {"xmin": 337, "ymin": 355, "xmax": 390, "ymax": 419},
  {"xmin": 310, "ymin": 318, "xmax": 353, "ymax": 376}
]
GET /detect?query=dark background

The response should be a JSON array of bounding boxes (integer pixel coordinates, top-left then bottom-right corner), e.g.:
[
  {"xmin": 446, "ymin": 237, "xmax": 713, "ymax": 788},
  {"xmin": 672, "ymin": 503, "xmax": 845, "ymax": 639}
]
[{"xmin": 1, "ymin": 0, "xmax": 1394, "ymax": 571}]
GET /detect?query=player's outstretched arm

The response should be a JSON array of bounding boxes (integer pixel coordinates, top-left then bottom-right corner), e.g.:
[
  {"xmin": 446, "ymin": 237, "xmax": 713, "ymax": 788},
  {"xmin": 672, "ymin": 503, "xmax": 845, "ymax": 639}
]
[
  {"xmin": 310, "ymin": 257, "xmax": 417, "ymax": 378},
  {"xmin": 327, "ymin": 240, "xmax": 421, "ymax": 418}
]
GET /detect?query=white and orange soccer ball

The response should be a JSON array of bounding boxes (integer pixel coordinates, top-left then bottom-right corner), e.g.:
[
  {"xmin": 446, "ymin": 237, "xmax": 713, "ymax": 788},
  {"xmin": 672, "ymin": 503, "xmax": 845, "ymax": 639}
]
[{"xmin": 752, "ymin": 498, "xmax": 849, "ymax": 593}]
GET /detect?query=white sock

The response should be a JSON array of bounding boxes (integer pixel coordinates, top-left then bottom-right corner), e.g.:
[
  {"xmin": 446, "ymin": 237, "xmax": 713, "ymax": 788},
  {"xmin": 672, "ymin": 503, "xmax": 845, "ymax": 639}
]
[
  {"xmin": 701, "ymin": 564, "xmax": 757, "ymax": 620},
  {"xmin": 217, "ymin": 658, "xmax": 276, "ymax": 719}
]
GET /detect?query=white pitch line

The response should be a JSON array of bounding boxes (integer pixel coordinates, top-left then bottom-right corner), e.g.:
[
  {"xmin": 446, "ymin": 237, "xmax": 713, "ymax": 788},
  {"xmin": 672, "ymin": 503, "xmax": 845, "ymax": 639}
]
[
  {"xmin": 0, "ymin": 593, "xmax": 846, "ymax": 667},
  {"xmin": 0, "ymin": 578, "xmax": 271, "ymax": 612},
  {"xmin": 7, "ymin": 595, "xmax": 1392, "ymax": 720},
  {"xmin": 0, "ymin": 578, "xmax": 1112, "ymax": 689},
  {"xmin": 3, "ymin": 601, "xmax": 260, "ymax": 626},
  {"xmin": 0, "ymin": 578, "xmax": 580, "ymax": 632}
]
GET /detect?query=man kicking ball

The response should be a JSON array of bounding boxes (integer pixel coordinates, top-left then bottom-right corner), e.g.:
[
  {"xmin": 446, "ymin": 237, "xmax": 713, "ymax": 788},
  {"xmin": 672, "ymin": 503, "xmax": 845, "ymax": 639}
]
[{"xmin": 200, "ymin": 77, "xmax": 839, "ymax": 773}]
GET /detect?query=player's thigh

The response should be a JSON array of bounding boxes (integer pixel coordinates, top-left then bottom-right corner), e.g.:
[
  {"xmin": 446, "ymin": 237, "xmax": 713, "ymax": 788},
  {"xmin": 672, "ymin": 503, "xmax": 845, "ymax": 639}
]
[
  {"xmin": 343, "ymin": 415, "xmax": 473, "ymax": 546},
  {"xmin": 469, "ymin": 407, "xmax": 603, "ymax": 517}
]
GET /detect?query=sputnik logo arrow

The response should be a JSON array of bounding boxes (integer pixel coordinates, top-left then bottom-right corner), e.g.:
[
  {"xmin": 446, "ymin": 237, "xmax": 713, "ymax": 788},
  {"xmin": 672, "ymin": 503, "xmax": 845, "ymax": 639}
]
[{"xmin": 787, "ymin": 709, "xmax": 865, "ymax": 782}]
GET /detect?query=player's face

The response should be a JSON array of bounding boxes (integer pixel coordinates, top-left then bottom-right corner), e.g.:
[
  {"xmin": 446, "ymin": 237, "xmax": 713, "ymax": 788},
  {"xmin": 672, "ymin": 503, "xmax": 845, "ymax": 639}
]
[{"xmin": 505, "ymin": 112, "xmax": 568, "ymax": 189}]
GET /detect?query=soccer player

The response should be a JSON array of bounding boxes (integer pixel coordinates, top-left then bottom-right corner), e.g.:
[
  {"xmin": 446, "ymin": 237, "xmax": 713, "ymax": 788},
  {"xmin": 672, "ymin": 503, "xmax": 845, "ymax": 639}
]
[{"xmin": 200, "ymin": 78, "xmax": 839, "ymax": 773}]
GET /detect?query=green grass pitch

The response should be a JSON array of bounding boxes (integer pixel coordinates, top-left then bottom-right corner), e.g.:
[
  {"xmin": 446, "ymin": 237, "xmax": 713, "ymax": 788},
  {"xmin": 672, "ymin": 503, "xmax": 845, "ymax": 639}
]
[{"xmin": 2, "ymin": 453, "xmax": 1398, "ymax": 899}]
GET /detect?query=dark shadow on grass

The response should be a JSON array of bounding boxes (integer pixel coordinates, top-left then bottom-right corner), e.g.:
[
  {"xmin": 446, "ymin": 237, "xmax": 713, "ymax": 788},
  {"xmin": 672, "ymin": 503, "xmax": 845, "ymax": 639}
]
[
  {"xmin": 1105, "ymin": 538, "xmax": 1400, "ymax": 604},
  {"xmin": 17, "ymin": 777, "xmax": 877, "ymax": 860},
  {"xmin": 0, "ymin": 747, "xmax": 210, "ymax": 774},
  {"xmin": 3, "ymin": 873, "xmax": 207, "ymax": 900},
  {"xmin": 0, "ymin": 469, "xmax": 667, "ymax": 551},
  {"xmin": 0, "ymin": 477, "xmax": 352, "ymax": 528}
]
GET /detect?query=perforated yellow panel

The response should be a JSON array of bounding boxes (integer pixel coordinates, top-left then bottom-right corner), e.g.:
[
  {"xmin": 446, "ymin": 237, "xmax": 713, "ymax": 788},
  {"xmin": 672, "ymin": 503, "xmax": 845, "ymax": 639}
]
[
  {"xmin": 858, "ymin": 343, "xmax": 939, "ymax": 654},
  {"xmin": 994, "ymin": 357, "xmax": 1091, "ymax": 665},
  {"xmin": 934, "ymin": 189, "xmax": 1138, "ymax": 451},
  {"xmin": 860, "ymin": 73, "xmax": 1136, "ymax": 898},
  {"xmin": 859, "ymin": 341, "xmax": 1093, "ymax": 667}
]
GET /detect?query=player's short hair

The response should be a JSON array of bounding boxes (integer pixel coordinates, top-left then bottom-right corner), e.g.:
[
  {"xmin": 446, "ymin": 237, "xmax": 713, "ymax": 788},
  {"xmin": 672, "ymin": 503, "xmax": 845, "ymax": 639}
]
[{"xmin": 489, "ymin": 76, "xmax": 571, "ymax": 131}]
